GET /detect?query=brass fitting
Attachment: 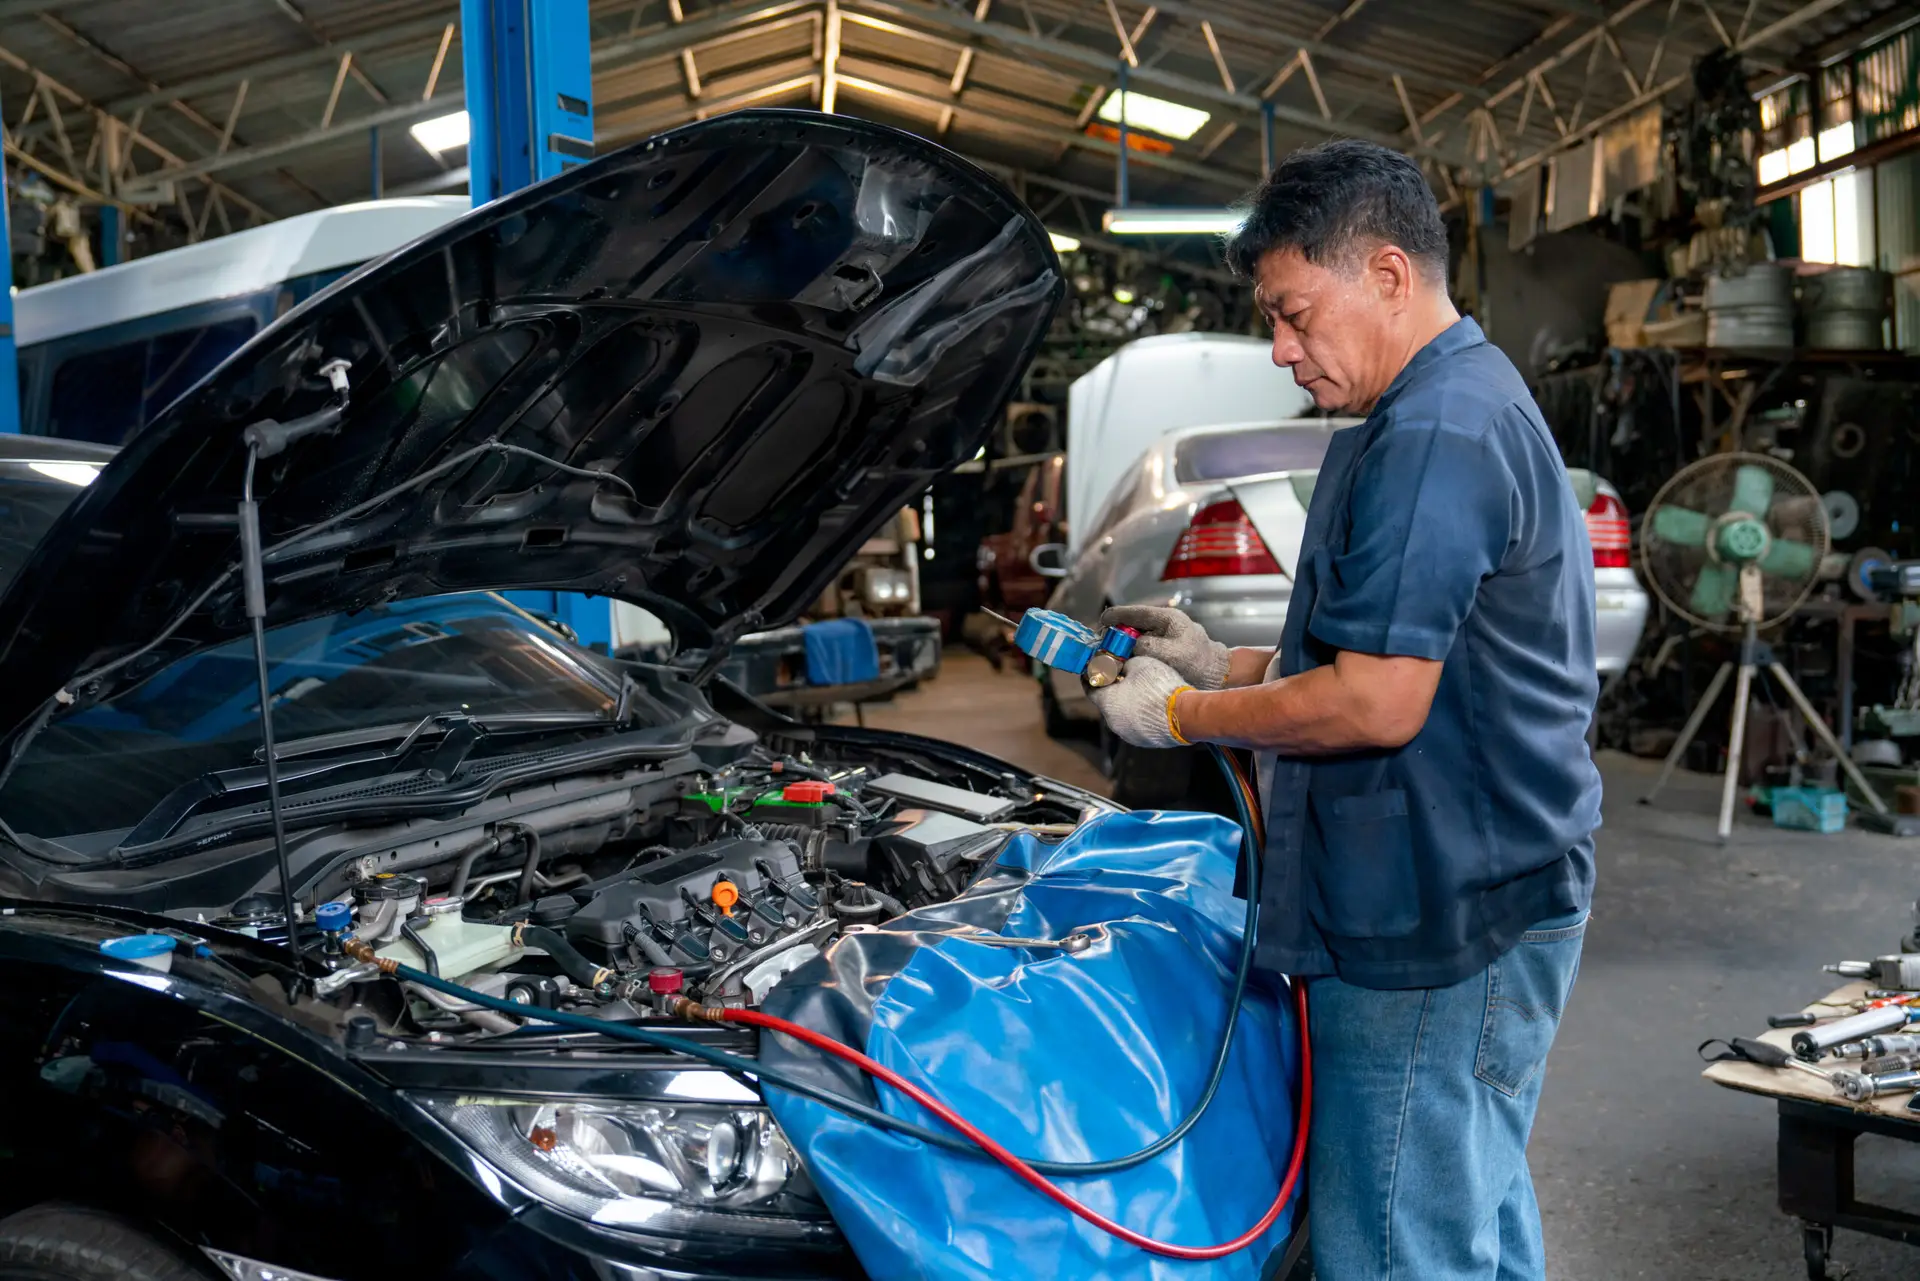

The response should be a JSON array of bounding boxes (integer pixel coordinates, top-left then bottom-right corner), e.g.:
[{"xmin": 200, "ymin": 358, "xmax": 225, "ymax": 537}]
[
  {"xmin": 341, "ymin": 937, "xmax": 398, "ymax": 974},
  {"xmin": 669, "ymin": 995, "xmax": 730, "ymax": 1023}
]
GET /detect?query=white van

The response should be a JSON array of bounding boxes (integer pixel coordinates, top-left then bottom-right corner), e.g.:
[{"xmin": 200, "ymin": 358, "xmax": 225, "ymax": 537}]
[{"xmin": 1062, "ymin": 333, "xmax": 1310, "ymax": 559}]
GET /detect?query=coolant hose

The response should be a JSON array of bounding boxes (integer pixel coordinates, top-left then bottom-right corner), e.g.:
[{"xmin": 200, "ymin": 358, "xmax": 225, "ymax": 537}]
[
  {"xmin": 514, "ymin": 923, "xmax": 613, "ymax": 989},
  {"xmin": 447, "ymin": 834, "xmax": 503, "ymax": 900},
  {"xmin": 511, "ymin": 826, "xmax": 543, "ymax": 905}
]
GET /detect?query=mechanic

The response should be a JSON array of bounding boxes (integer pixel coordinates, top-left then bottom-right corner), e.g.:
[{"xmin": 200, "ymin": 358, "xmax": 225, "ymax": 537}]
[{"xmin": 1090, "ymin": 138, "xmax": 1601, "ymax": 1281}]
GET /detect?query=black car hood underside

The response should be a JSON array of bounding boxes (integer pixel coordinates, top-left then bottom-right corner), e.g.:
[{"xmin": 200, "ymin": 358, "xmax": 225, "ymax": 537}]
[{"xmin": 0, "ymin": 110, "xmax": 1060, "ymax": 744}]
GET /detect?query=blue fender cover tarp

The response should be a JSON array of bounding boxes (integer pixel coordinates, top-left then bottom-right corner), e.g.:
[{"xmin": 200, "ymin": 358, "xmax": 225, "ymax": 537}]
[{"xmin": 759, "ymin": 810, "xmax": 1303, "ymax": 1279}]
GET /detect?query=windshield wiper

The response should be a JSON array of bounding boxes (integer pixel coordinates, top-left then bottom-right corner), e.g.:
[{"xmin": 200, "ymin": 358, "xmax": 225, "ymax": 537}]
[
  {"xmin": 253, "ymin": 710, "xmax": 616, "ymax": 764},
  {"xmin": 113, "ymin": 712, "xmax": 620, "ymax": 848}
]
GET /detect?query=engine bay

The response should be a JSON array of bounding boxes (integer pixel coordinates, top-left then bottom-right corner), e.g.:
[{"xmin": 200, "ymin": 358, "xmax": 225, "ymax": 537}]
[{"xmin": 220, "ymin": 744, "xmax": 1094, "ymax": 1043}]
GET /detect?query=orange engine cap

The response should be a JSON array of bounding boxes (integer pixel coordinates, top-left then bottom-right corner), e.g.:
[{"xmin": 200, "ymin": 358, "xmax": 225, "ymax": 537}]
[{"xmin": 711, "ymin": 880, "xmax": 740, "ymax": 916}]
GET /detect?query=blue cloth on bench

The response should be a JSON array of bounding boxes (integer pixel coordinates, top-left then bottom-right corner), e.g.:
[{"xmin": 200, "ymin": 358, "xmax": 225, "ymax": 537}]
[{"xmin": 803, "ymin": 617, "xmax": 880, "ymax": 686}]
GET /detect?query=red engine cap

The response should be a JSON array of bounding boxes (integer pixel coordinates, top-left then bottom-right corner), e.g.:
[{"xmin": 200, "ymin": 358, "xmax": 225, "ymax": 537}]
[
  {"xmin": 781, "ymin": 780, "xmax": 836, "ymax": 803},
  {"xmin": 648, "ymin": 967, "xmax": 685, "ymax": 995}
]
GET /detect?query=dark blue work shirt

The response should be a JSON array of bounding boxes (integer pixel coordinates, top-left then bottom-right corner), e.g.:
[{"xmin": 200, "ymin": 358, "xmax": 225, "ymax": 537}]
[{"xmin": 1254, "ymin": 317, "xmax": 1601, "ymax": 990}]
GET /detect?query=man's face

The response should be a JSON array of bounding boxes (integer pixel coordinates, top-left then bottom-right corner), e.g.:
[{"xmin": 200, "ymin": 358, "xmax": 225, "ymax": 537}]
[{"xmin": 1253, "ymin": 245, "xmax": 1404, "ymax": 415}]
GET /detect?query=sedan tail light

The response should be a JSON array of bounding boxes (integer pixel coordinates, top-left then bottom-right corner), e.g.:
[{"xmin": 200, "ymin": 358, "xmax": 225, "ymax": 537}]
[
  {"xmin": 1162, "ymin": 498, "xmax": 1282, "ymax": 579},
  {"xmin": 1586, "ymin": 492, "xmax": 1631, "ymax": 569}
]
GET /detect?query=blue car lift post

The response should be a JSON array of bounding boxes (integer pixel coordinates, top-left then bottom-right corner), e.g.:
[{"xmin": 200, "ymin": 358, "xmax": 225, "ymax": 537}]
[
  {"xmin": 0, "ymin": 88, "xmax": 19, "ymax": 435},
  {"xmin": 460, "ymin": 0, "xmax": 613, "ymax": 650}
]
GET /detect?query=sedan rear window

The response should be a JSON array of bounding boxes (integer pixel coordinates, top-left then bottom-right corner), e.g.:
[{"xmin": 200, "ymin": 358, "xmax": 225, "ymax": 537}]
[{"xmin": 1174, "ymin": 428, "xmax": 1333, "ymax": 483}]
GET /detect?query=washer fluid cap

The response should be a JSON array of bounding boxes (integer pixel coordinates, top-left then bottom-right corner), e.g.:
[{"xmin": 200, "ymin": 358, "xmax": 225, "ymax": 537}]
[
  {"xmin": 101, "ymin": 934, "xmax": 177, "ymax": 972},
  {"xmin": 782, "ymin": 780, "xmax": 836, "ymax": 803},
  {"xmin": 315, "ymin": 902, "xmax": 352, "ymax": 933}
]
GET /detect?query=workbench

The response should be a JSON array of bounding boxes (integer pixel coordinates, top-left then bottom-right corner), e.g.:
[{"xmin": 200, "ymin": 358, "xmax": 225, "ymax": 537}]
[{"xmin": 1703, "ymin": 981, "xmax": 1920, "ymax": 1278}]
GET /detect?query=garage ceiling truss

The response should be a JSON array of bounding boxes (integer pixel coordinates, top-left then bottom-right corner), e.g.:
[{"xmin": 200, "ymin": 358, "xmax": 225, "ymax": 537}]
[{"xmin": 0, "ymin": 0, "xmax": 1891, "ymax": 259}]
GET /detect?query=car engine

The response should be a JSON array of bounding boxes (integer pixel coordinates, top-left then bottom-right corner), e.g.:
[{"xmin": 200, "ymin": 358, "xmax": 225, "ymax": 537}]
[{"xmin": 225, "ymin": 748, "xmax": 1093, "ymax": 1041}]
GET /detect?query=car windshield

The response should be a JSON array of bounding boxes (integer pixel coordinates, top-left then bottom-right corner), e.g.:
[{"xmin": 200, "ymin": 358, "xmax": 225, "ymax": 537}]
[
  {"xmin": 0, "ymin": 594, "xmax": 619, "ymax": 843},
  {"xmin": 1173, "ymin": 427, "xmax": 1334, "ymax": 483}
]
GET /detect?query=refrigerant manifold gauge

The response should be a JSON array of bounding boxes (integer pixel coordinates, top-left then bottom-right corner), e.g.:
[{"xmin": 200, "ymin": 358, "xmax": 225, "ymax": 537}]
[{"xmin": 1009, "ymin": 609, "xmax": 1139, "ymax": 688}]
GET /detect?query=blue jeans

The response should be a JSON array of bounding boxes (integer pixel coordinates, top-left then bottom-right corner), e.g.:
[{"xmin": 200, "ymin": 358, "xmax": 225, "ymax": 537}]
[{"xmin": 1305, "ymin": 911, "xmax": 1587, "ymax": 1281}]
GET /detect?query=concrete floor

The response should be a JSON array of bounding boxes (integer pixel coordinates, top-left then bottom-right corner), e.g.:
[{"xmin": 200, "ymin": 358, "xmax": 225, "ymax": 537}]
[{"xmin": 855, "ymin": 650, "xmax": 1920, "ymax": 1279}]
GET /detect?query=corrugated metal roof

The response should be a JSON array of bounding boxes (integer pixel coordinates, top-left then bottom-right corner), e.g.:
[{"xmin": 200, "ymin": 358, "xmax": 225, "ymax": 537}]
[{"xmin": 0, "ymin": 0, "xmax": 1905, "ymax": 265}]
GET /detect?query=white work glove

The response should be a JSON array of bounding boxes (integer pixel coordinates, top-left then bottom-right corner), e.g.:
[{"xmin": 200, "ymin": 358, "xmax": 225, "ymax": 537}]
[
  {"xmin": 1101, "ymin": 605, "xmax": 1231, "ymax": 691},
  {"xmin": 1089, "ymin": 654, "xmax": 1194, "ymax": 750}
]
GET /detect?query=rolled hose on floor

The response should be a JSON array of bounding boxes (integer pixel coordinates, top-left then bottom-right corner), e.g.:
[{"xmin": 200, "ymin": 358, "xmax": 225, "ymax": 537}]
[{"xmin": 352, "ymin": 745, "xmax": 1308, "ymax": 1258}]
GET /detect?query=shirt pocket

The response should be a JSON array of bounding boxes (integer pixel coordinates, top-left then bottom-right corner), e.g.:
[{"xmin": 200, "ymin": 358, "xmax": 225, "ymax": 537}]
[{"xmin": 1307, "ymin": 788, "xmax": 1420, "ymax": 939}]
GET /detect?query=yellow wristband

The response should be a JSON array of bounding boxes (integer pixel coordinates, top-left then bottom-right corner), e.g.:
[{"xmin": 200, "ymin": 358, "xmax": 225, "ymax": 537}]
[{"xmin": 1166, "ymin": 685, "xmax": 1195, "ymax": 745}]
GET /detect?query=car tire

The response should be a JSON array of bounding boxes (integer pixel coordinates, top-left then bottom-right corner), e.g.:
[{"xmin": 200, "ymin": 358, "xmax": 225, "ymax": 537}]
[
  {"xmin": 1040, "ymin": 679, "xmax": 1074, "ymax": 739},
  {"xmin": 0, "ymin": 1203, "xmax": 205, "ymax": 1281}
]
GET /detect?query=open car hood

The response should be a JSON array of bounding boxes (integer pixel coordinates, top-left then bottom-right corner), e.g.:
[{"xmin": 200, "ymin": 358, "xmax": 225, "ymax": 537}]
[{"xmin": 0, "ymin": 110, "xmax": 1060, "ymax": 745}]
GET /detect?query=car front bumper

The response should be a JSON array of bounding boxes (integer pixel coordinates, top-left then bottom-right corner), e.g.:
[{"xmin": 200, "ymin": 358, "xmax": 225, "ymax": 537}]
[{"xmin": 206, "ymin": 1203, "xmax": 859, "ymax": 1281}]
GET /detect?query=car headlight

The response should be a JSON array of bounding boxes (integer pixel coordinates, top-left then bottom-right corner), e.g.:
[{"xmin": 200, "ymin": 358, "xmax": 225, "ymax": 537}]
[
  {"xmin": 861, "ymin": 568, "xmax": 910, "ymax": 605},
  {"xmin": 416, "ymin": 1094, "xmax": 835, "ymax": 1241}
]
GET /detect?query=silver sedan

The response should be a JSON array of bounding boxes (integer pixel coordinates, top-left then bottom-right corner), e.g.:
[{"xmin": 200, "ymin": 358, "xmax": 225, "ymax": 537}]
[{"xmin": 1034, "ymin": 420, "xmax": 1649, "ymax": 799}]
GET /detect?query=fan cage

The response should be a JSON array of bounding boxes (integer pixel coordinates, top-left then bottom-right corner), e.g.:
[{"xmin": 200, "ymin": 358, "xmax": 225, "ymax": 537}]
[{"xmin": 1638, "ymin": 451, "xmax": 1830, "ymax": 632}]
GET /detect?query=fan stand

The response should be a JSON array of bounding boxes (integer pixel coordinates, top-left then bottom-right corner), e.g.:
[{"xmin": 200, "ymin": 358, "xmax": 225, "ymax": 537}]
[{"xmin": 1642, "ymin": 565, "xmax": 1893, "ymax": 842}]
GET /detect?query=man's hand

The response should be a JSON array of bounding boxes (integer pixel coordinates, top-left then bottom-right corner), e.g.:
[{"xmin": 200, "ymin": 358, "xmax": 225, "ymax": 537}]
[
  {"xmin": 1088, "ymin": 655, "xmax": 1192, "ymax": 749},
  {"xmin": 1101, "ymin": 606, "xmax": 1231, "ymax": 690}
]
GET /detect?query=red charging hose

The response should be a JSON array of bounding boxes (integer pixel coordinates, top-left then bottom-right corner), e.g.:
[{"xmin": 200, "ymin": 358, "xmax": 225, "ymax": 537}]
[
  {"xmin": 718, "ymin": 981, "xmax": 1309, "ymax": 1260},
  {"xmin": 709, "ymin": 750, "xmax": 1312, "ymax": 1260}
]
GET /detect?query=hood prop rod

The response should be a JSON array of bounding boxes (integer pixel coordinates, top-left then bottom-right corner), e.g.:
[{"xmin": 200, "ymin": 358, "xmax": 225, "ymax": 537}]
[{"xmin": 238, "ymin": 359, "xmax": 353, "ymax": 966}]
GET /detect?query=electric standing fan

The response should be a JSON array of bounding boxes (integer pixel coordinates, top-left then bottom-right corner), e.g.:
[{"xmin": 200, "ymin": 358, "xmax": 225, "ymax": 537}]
[{"xmin": 1637, "ymin": 453, "xmax": 1890, "ymax": 838}]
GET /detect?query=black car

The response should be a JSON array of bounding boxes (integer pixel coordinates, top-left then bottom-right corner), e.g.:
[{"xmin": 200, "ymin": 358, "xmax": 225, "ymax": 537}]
[{"xmin": 0, "ymin": 112, "xmax": 1110, "ymax": 1281}]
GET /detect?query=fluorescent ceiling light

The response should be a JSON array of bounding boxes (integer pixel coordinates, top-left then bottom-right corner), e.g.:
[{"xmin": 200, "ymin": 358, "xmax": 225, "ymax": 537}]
[
  {"xmin": 1048, "ymin": 231, "xmax": 1081, "ymax": 253},
  {"xmin": 1103, "ymin": 207, "xmax": 1243, "ymax": 235},
  {"xmin": 1095, "ymin": 90, "xmax": 1210, "ymax": 141},
  {"xmin": 410, "ymin": 110, "xmax": 471, "ymax": 154},
  {"xmin": 28, "ymin": 461, "xmax": 100, "ymax": 486}
]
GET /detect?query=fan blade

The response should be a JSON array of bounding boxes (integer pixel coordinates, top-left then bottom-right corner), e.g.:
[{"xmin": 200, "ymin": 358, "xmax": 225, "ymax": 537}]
[
  {"xmin": 1760, "ymin": 538, "xmax": 1816, "ymax": 579},
  {"xmin": 1652, "ymin": 505, "xmax": 1711, "ymax": 547},
  {"xmin": 1729, "ymin": 464, "xmax": 1775, "ymax": 518},
  {"xmin": 1689, "ymin": 563, "xmax": 1737, "ymax": 618}
]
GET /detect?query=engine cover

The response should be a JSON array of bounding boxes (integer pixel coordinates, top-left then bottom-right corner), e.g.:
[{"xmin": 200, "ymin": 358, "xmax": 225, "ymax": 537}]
[{"xmin": 560, "ymin": 837, "xmax": 821, "ymax": 969}]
